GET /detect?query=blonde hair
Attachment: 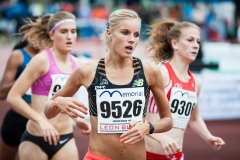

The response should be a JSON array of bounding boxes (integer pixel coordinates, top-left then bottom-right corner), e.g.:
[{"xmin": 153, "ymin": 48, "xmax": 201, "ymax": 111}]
[
  {"xmin": 100, "ymin": 9, "xmax": 141, "ymax": 48},
  {"xmin": 147, "ymin": 20, "xmax": 200, "ymax": 63},
  {"xmin": 19, "ymin": 11, "xmax": 76, "ymax": 51}
]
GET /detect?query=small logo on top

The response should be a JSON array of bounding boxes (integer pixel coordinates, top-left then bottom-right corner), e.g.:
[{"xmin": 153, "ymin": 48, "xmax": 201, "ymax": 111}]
[{"xmin": 132, "ymin": 79, "xmax": 144, "ymax": 87}]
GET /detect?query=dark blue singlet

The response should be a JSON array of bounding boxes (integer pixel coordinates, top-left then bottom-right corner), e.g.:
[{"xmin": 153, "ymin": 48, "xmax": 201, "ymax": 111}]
[
  {"xmin": 15, "ymin": 48, "xmax": 31, "ymax": 103},
  {"xmin": 1, "ymin": 48, "xmax": 32, "ymax": 146}
]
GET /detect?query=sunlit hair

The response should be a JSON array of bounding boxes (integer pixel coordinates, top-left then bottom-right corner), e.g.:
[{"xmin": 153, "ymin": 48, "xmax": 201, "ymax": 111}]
[
  {"xmin": 18, "ymin": 11, "xmax": 75, "ymax": 51},
  {"xmin": 147, "ymin": 20, "xmax": 200, "ymax": 63},
  {"xmin": 100, "ymin": 9, "xmax": 141, "ymax": 48}
]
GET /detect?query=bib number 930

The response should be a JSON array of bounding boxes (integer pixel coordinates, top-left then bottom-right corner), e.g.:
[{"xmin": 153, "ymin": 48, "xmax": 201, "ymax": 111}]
[{"xmin": 170, "ymin": 99, "xmax": 195, "ymax": 116}]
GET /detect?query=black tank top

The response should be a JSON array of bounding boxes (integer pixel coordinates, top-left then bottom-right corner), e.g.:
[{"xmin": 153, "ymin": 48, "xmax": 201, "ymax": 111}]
[{"xmin": 87, "ymin": 57, "xmax": 150, "ymax": 118}]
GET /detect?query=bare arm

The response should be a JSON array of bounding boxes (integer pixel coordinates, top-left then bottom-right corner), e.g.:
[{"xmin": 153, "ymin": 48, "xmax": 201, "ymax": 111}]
[
  {"xmin": 72, "ymin": 117, "xmax": 91, "ymax": 135},
  {"xmin": 7, "ymin": 52, "xmax": 60, "ymax": 145},
  {"xmin": 146, "ymin": 64, "xmax": 180, "ymax": 155},
  {"xmin": 44, "ymin": 63, "xmax": 89, "ymax": 119},
  {"xmin": 120, "ymin": 62, "xmax": 172, "ymax": 144},
  {"xmin": 189, "ymin": 76, "xmax": 225, "ymax": 151},
  {"xmin": 7, "ymin": 53, "xmax": 47, "ymax": 121},
  {"xmin": 0, "ymin": 50, "xmax": 22, "ymax": 100},
  {"xmin": 147, "ymin": 63, "xmax": 173, "ymax": 133}
]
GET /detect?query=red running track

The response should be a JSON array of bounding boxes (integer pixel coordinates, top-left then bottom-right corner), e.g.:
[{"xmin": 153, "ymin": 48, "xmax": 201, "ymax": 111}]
[{"xmin": 0, "ymin": 101, "xmax": 240, "ymax": 160}]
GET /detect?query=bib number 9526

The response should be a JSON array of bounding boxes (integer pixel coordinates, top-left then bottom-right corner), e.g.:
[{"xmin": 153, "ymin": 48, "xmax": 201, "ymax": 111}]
[{"xmin": 100, "ymin": 100, "xmax": 142, "ymax": 119}]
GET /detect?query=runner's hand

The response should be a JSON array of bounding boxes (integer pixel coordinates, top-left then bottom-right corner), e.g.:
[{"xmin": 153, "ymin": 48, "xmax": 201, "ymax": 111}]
[
  {"xmin": 38, "ymin": 118, "xmax": 60, "ymax": 145},
  {"xmin": 120, "ymin": 121, "xmax": 149, "ymax": 145},
  {"xmin": 207, "ymin": 135, "xmax": 225, "ymax": 151},
  {"xmin": 54, "ymin": 97, "xmax": 88, "ymax": 118},
  {"xmin": 74, "ymin": 117, "xmax": 91, "ymax": 135},
  {"xmin": 147, "ymin": 133, "xmax": 181, "ymax": 157}
]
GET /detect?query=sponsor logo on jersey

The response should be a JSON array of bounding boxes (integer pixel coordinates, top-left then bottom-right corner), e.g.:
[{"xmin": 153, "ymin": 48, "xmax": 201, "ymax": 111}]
[
  {"xmin": 173, "ymin": 90, "xmax": 196, "ymax": 99},
  {"xmin": 100, "ymin": 79, "xmax": 108, "ymax": 85},
  {"xmin": 95, "ymin": 86, "xmax": 106, "ymax": 90},
  {"xmin": 99, "ymin": 89, "xmax": 144, "ymax": 98},
  {"xmin": 174, "ymin": 83, "xmax": 182, "ymax": 88},
  {"xmin": 132, "ymin": 79, "xmax": 144, "ymax": 87}
]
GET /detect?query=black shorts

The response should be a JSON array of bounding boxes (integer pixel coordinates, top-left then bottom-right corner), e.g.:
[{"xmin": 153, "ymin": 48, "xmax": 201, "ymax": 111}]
[
  {"xmin": 21, "ymin": 131, "xmax": 74, "ymax": 159},
  {"xmin": 1, "ymin": 109, "xmax": 28, "ymax": 146}
]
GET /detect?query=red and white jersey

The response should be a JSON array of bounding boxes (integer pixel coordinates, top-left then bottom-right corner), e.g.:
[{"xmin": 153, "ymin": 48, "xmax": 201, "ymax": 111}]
[{"xmin": 148, "ymin": 62, "xmax": 197, "ymax": 129}]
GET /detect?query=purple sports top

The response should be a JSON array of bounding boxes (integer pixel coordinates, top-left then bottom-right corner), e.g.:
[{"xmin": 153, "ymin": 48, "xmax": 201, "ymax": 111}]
[{"xmin": 31, "ymin": 49, "xmax": 76, "ymax": 96}]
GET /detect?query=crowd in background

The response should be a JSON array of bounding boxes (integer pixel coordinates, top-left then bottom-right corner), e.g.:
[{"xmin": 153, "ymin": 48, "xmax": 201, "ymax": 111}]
[{"xmin": 0, "ymin": 0, "xmax": 238, "ymax": 43}]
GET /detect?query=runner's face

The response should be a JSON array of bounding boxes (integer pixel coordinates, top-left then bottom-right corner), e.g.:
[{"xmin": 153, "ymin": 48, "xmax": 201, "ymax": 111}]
[
  {"xmin": 109, "ymin": 18, "xmax": 140, "ymax": 58},
  {"xmin": 51, "ymin": 22, "xmax": 77, "ymax": 53},
  {"xmin": 175, "ymin": 27, "xmax": 200, "ymax": 63}
]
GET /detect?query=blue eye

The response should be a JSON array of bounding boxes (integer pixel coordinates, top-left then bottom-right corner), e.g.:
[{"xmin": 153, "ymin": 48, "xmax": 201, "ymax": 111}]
[
  {"xmin": 134, "ymin": 33, "xmax": 139, "ymax": 37},
  {"xmin": 122, "ymin": 31, "xmax": 128, "ymax": 35}
]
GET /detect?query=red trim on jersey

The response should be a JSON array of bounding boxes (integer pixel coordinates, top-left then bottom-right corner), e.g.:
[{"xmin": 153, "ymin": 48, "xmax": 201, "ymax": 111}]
[{"xmin": 147, "ymin": 62, "xmax": 196, "ymax": 113}]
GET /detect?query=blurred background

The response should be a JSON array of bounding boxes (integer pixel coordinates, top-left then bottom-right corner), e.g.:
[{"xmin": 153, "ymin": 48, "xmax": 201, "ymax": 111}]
[{"xmin": 0, "ymin": 0, "xmax": 240, "ymax": 160}]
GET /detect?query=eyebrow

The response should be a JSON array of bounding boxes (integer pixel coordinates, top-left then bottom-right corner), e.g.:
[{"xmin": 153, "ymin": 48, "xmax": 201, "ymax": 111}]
[
  {"xmin": 189, "ymin": 36, "xmax": 200, "ymax": 40},
  {"xmin": 59, "ymin": 28, "xmax": 76, "ymax": 31},
  {"xmin": 120, "ymin": 28, "xmax": 140, "ymax": 33}
]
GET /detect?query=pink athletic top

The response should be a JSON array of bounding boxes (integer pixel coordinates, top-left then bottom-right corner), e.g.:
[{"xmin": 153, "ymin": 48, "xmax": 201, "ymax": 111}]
[
  {"xmin": 148, "ymin": 62, "xmax": 196, "ymax": 113},
  {"xmin": 31, "ymin": 49, "xmax": 76, "ymax": 96}
]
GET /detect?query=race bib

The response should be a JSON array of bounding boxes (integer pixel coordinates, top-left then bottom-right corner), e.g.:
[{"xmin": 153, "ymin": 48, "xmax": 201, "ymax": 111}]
[
  {"xmin": 96, "ymin": 87, "xmax": 145, "ymax": 133},
  {"xmin": 169, "ymin": 87, "xmax": 197, "ymax": 129},
  {"xmin": 25, "ymin": 88, "xmax": 31, "ymax": 95},
  {"xmin": 48, "ymin": 74, "xmax": 69, "ymax": 99}
]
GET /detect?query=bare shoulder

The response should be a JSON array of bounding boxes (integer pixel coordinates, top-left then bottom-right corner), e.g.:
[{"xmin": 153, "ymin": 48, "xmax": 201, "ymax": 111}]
[
  {"xmin": 159, "ymin": 63, "xmax": 169, "ymax": 86},
  {"xmin": 141, "ymin": 60, "xmax": 169, "ymax": 86},
  {"xmin": 31, "ymin": 50, "xmax": 49, "ymax": 64},
  {"xmin": 141, "ymin": 60, "xmax": 159, "ymax": 75},
  {"xmin": 8, "ymin": 49, "xmax": 23, "ymax": 65},
  {"xmin": 73, "ymin": 60, "xmax": 99, "ymax": 87},
  {"xmin": 141, "ymin": 60, "xmax": 162, "ymax": 86},
  {"xmin": 28, "ymin": 50, "xmax": 50, "ymax": 73},
  {"xmin": 76, "ymin": 60, "xmax": 99, "ymax": 75},
  {"xmin": 159, "ymin": 64, "xmax": 168, "ymax": 77},
  {"xmin": 11, "ymin": 49, "xmax": 23, "ymax": 58}
]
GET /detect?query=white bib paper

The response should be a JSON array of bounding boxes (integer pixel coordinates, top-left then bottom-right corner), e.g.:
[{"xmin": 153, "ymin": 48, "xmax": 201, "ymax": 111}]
[
  {"xmin": 48, "ymin": 74, "xmax": 69, "ymax": 99},
  {"xmin": 96, "ymin": 87, "xmax": 145, "ymax": 133},
  {"xmin": 25, "ymin": 88, "xmax": 31, "ymax": 95},
  {"xmin": 169, "ymin": 87, "xmax": 197, "ymax": 129}
]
